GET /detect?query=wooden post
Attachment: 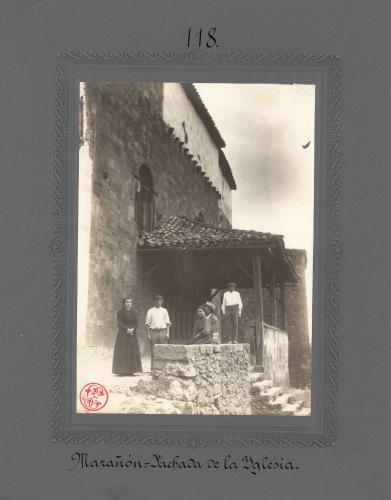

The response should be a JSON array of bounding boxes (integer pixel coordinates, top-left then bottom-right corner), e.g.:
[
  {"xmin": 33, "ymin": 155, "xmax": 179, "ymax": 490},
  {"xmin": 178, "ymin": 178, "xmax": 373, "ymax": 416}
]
[
  {"xmin": 252, "ymin": 250, "xmax": 264, "ymax": 366},
  {"xmin": 270, "ymin": 271, "xmax": 277, "ymax": 327},
  {"xmin": 280, "ymin": 282, "xmax": 287, "ymax": 332}
]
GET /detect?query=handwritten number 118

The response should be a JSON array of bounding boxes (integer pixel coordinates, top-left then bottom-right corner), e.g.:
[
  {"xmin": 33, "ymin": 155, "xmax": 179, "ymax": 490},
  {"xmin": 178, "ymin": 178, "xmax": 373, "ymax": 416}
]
[{"xmin": 187, "ymin": 27, "xmax": 218, "ymax": 48}]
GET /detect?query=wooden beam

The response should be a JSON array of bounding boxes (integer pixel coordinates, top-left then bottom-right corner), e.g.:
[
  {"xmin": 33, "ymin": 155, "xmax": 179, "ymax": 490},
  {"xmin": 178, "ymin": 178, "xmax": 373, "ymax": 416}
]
[
  {"xmin": 138, "ymin": 243, "xmax": 277, "ymax": 253},
  {"xmin": 270, "ymin": 271, "xmax": 277, "ymax": 327},
  {"xmin": 280, "ymin": 282, "xmax": 287, "ymax": 332},
  {"xmin": 252, "ymin": 250, "xmax": 264, "ymax": 366},
  {"xmin": 223, "ymin": 251, "xmax": 253, "ymax": 280},
  {"xmin": 208, "ymin": 288, "xmax": 221, "ymax": 301},
  {"xmin": 144, "ymin": 255, "xmax": 169, "ymax": 278}
]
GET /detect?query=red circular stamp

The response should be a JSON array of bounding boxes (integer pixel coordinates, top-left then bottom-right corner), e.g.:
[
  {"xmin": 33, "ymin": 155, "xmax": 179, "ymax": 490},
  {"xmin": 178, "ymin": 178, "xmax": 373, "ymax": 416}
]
[{"xmin": 79, "ymin": 382, "xmax": 109, "ymax": 412}]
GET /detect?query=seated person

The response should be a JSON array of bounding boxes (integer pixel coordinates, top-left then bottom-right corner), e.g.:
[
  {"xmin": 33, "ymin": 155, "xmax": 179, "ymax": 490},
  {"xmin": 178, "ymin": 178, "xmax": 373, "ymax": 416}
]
[
  {"xmin": 188, "ymin": 306, "xmax": 213, "ymax": 344},
  {"xmin": 202, "ymin": 301, "xmax": 220, "ymax": 344}
]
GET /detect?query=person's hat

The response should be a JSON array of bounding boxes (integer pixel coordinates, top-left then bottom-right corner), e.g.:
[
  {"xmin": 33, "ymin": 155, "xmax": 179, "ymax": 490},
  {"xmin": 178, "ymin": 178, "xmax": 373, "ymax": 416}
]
[
  {"xmin": 153, "ymin": 294, "xmax": 163, "ymax": 300},
  {"xmin": 227, "ymin": 282, "xmax": 236, "ymax": 287},
  {"xmin": 202, "ymin": 301, "xmax": 215, "ymax": 313}
]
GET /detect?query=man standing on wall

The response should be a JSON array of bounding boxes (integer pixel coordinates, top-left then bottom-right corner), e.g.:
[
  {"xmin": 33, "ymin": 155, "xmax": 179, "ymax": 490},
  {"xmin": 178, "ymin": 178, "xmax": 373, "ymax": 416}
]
[
  {"xmin": 145, "ymin": 295, "xmax": 171, "ymax": 370},
  {"xmin": 221, "ymin": 282, "xmax": 242, "ymax": 344}
]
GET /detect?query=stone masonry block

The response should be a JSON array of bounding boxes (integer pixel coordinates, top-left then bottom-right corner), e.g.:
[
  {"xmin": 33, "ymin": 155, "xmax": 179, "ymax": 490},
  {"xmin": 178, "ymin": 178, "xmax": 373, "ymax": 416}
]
[
  {"xmin": 156, "ymin": 376, "xmax": 197, "ymax": 402},
  {"xmin": 149, "ymin": 342, "xmax": 251, "ymax": 413},
  {"xmin": 198, "ymin": 345, "xmax": 214, "ymax": 355},
  {"xmin": 164, "ymin": 361, "xmax": 197, "ymax": 378},
  {"xmin": 154, "ymin": 344, "xmax": 196, "ymax": 361}
]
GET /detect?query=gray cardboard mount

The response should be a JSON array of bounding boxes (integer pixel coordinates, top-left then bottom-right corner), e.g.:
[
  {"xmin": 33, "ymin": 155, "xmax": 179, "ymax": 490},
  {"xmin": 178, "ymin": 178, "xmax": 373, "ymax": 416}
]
[{"xmin": 1, "ymin": 1, "xmax": 390, "ymax": 499}]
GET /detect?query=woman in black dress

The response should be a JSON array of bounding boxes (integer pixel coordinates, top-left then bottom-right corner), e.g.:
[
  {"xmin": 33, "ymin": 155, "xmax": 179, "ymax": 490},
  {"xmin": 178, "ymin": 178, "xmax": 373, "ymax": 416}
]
[{"xmin": 112, "ymin": 297, "xmax": 142, "ymax": 376}]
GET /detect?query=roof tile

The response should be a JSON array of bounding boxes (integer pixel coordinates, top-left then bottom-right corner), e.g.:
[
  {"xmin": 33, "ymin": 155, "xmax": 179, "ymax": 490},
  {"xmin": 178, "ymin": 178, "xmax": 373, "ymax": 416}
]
[{"xmin": 138, "ymin": 215, "xmax": 282, "ymax": 250}]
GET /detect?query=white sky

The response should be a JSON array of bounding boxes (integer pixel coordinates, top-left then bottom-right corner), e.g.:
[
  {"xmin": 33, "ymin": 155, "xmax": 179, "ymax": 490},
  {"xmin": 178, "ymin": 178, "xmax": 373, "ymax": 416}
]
[{"xmin": 195, "ymin": 83, "xmax": 315, "ymax": 338}]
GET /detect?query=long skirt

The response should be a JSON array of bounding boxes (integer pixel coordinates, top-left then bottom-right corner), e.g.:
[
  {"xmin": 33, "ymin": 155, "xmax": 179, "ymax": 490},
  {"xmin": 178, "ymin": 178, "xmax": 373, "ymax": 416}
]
[{"xmin": 112, "ymin": 330, "xmax": 142, "ymax": 375}]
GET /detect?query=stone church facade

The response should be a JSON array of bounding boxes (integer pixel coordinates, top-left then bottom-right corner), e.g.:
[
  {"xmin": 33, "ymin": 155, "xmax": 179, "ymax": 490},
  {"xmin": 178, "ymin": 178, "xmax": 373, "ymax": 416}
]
[{"xmin": 78, "ymin": 82, "xmax": 311, "ymax": 387}]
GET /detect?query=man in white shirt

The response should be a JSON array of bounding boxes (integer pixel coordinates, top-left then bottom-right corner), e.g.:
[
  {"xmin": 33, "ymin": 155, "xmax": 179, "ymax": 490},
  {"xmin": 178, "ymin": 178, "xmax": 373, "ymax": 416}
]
[
  {"xmin": 145, "ymin": 295, "xmax": 171, "ymax": 370},
  {"xmin": 221, "ymin": 282, "xmax": 242, "ymax": 344}
]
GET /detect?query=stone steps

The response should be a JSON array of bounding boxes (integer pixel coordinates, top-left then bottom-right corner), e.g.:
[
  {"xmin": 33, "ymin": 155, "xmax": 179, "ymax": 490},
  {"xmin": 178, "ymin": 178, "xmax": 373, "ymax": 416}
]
[
  {"xmin": 248, "ymin": 368, "xmax": 311, "ymax": 416},
  {"xmin": 250, "ymin": 379, "xmax": 273, "ymax": 395},
  {"xmin": 249, "ymin": 372, "xmax": 263, "ymax": 384},
  {"xmin": 267, "ymin": 393, "xmax": 290, "ymax": 410},
  {"xmin": 257, "ymin": 386, "xmax": 283, "ymax": 402},
  {"xmin": 250, "ymin": 364, "xmax": 264, "ymax": 373},
  {"xmin": 278, "ymin": 402, "xmax": 302, "ymax": 415}
]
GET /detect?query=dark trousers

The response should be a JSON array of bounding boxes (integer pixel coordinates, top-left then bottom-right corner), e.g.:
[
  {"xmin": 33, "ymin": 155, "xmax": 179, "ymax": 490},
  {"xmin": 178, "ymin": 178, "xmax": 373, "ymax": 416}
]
[
  {"xmin": 149, "ymin": 328, "xmax": 168, "ymax": 370},
  {"xmin": 223, "ymin": 305, "xmax": 239, "ymax": 342}
]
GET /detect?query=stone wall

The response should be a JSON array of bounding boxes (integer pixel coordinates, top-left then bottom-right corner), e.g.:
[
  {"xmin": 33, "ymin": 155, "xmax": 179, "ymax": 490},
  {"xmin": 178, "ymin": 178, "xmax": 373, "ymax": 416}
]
[
  {"xmin": 149, "ymin": 344, "xmax": 251, "ymax": 415},
  {"xmin": 162, "ymin": 83, "xmax": 231, "ymax": 216},
  {"xmin": 286, "ymin": 249, "xmax": 311, "ymax": 388},
  {"xmin": 162, "ymin": 83, "xmax": 234, "ymax": 227},
  {"xmin": 81, "ymin": 82, "xmax": 224, "ymax": 349},
  {"xmin": 77, "ymin": 83, "xmax": 94, "ymax": 348},
  {"xmin": 219, "ymin": 174, "xmax": 233, "ymax": 225},
  {"xmin": 263, "ymin": 324, "xmax": 289, "ymax": 389}
]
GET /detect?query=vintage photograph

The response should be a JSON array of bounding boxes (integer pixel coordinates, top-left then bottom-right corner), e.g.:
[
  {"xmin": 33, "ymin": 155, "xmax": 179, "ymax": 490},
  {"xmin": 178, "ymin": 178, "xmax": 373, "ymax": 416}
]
[{"xmin": 77, "ymin": 81, "xmax": 314, "ymax": 416}]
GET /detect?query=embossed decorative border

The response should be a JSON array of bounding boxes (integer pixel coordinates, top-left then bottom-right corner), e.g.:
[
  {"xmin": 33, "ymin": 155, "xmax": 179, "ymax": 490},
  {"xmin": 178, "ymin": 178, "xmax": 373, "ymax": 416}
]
[{"xmin": 52, "ymin": 51, "xmax": 342, "ymax": 447}]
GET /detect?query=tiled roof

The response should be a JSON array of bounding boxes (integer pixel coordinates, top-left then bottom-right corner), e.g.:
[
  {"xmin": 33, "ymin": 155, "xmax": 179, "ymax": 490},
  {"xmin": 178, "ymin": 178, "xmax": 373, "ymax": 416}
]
[
  {"xmin": 138, "ymin": 215, "xmax": 282, "ymax": 250},
  {"xmin": 138, "ymin": 216, "xmax": 298, "ymax": 282}
]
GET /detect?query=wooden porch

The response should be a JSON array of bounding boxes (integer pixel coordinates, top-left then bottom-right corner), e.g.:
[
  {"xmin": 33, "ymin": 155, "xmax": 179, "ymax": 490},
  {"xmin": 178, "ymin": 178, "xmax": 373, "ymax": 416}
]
[{"xmin": 138, "ymin": 215, "xmax": 298, "ymax": 367}]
